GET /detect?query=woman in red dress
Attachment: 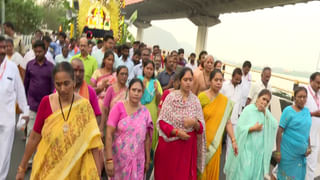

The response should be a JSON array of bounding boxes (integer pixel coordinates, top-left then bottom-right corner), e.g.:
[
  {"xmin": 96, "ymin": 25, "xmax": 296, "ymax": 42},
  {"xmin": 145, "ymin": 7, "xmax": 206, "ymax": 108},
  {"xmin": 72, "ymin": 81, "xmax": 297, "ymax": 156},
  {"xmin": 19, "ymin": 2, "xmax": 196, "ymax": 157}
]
[{"xmin": 154, "ymin": 67, "xmax": 206, "ymax": 180}]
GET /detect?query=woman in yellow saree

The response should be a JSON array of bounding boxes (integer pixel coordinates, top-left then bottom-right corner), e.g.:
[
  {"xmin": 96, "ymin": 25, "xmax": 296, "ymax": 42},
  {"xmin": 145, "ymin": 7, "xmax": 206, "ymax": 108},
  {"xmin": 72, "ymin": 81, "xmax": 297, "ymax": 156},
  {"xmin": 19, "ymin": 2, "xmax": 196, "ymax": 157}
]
[
  {"xmin": 198, "ymin": 69, "xmax": 238, "ymax": 180},
  {"xmin": 16, "ymin": 62, "xmax": 103, "ymax": 180}
]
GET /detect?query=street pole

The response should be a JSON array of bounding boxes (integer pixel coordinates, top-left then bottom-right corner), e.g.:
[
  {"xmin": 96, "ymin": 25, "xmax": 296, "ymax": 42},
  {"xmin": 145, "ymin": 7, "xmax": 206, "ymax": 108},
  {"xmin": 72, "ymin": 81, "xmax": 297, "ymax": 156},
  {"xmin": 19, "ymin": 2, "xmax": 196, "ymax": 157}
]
[{"xmin": 1, "ymin": 0, "xmax": 5, "ymax": 35}]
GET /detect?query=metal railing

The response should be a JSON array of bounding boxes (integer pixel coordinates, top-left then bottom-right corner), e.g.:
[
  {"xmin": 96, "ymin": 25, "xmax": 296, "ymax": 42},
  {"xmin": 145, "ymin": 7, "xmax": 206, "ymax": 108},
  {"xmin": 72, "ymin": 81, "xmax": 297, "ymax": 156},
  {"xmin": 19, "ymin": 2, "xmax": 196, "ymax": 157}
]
[{"xmin": 222, "ymin": 62, "xmax": 309, "ymax": 96}]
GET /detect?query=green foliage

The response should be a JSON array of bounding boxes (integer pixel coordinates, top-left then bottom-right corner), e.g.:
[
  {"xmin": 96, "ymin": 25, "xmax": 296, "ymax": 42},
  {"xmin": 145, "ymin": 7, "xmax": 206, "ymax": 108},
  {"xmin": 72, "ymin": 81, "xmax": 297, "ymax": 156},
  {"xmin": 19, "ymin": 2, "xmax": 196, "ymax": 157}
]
[{"xmin": 5, "ymin": 0, "xmax": 44, "ymax": 34}]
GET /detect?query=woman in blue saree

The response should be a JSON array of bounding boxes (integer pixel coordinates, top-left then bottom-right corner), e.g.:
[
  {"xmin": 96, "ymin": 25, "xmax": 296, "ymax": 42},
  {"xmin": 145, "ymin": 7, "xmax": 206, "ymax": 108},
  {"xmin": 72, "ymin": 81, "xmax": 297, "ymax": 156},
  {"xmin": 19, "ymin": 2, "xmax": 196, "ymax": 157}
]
[{"xmin": 275, "ymin": 86, "xmax": 312, "ymax": 180}]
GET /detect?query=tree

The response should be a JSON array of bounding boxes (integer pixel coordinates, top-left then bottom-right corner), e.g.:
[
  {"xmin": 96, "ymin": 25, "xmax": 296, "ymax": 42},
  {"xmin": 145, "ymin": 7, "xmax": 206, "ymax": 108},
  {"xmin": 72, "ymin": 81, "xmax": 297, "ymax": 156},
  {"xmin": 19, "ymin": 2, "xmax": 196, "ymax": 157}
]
[{"xmin": 5, "ymin": 0, "xmax": 43, "ymax": 34}]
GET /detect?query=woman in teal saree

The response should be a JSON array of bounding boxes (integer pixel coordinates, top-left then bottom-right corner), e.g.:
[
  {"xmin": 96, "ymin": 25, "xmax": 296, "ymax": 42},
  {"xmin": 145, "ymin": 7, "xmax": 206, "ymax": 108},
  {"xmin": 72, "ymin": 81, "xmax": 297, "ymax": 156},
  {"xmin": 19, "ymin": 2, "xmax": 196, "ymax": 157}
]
[
  {"xmin": 275, "ymin": 86, "xmax": 312, "ymax": 180},
  {"xmin": 224, "ymin": 89, "xmax": 278, "ymax": 180}
]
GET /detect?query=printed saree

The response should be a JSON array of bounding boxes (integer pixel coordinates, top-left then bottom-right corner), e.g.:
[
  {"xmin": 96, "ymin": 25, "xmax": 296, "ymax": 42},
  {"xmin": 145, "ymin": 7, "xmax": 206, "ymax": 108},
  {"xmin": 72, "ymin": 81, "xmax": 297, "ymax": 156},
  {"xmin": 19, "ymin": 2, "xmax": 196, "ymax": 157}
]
[
  {"xmin": 30, "ymin": 98, "xmax": 103, "ymax": 180},
  {"xmin": 198, "ymin": 92, "xmax": 233, "ymax": 180}
]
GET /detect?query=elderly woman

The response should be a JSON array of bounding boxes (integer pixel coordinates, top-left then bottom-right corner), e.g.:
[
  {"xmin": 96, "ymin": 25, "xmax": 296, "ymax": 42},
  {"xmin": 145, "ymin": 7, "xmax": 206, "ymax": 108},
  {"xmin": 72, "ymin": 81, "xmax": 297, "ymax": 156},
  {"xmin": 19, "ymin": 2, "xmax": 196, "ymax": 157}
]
[
  {"xmin": 224, "ymin": 89, "xmax": 278, "ymax": 180},
  {"xmin": 275, "ymin": 86, "xmax": 312, "ymax": 179},
  {"xmin": 16, "ymin": 62, "xmax": 103, "ymax": 180}
]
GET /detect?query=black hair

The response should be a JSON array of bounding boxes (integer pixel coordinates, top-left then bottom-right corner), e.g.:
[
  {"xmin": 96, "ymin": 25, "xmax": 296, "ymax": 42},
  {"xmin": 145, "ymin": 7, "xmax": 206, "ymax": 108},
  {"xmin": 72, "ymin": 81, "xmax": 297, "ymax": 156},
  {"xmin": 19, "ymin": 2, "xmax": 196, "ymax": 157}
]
[
  {"xmin": 5, "ymin": 38, "xmax": 14, "ymax": 46},
  {"xmin": 310, "ymin": 72, "xmax": 320, "ymax": 81},
  {"xmin": 257, "ymin": 89, "xmax": 272, "ymax": 99},
  {"xmin": 242, "ymin": 60, "xmax": 252, "ymax": 68},
  {"xmin": 97, "ymin": 39, "xmax": 103, "ymax": 44},
  {"xmin": 178, "ymin": 48, "xmax": 184, "ymax": 54},
  {"xmin": 88, "ymin": 40, "xmax": 95, "ymax": 46},
  {"xmin": 139, "ymin": 43, "xmax": 145, "ymax": 49},
  {"xmin": 33, "ymin": 40, "xmax": 46, "ymax": 50},
  {"xmin": 209, "ymin": 69, "xmax": 223, "ymax": 81},
  {"xmin": 170, "ymin": 50, "xmax": 178, "ymax": 55},
  {"xmin": 3, "ymin": 22, "xmax": 14, "ymax": 30},
  {"xmin": 122, "ymin": 44, "xmax": 130, "ymax": 50},
  {"xmin": 103, "ymin": 34, "xmax": 114, "ymax": 42},
  {"xmin": 128, "ymin": 78, "xmax": 144, "ymax": 90},
  {"xmin": 232, "ymin": 68, "xmax": 243, "ymax": 77},
  {"xmin": 294, "ymin": 86, "xmax": 307, "ymax": 97},
  {"xmin": 133, "ymin": 49, "xmax": 141, "ymax": 56},
  {"xmin": 190, "ymin": 53, "xmax": 196, "ymax": 57},
  {"xmin": 53, "ymin": 62, "xmax": 74, "ymax": 80},
  {"xmin": 43, "ymin": 35, "xmax": 52, "ymax": 43},
  {"xmin": 198, "ymin": 50, "xmax": 207, "ymax": 61},
  {"xmin": 214, "ymin": 60, "xmax": 222, "ymax": 68},
  {"xmin": 0, "ymin": 36, "xmax": 5, "ymax": 42},
  {"xmin": 141, "ymin": 48, "xmax": 151, "ymax": 55},
  {"xmin": 142, "ymin": 60, "xmax": 155, "ymax": 79},
  {"xmin": 101, "ymin": 50, "xmax": 114, "ymax": 68},
  {"xmin": 58, "ymin": 32, "xmax": 67, "ymax": 39},
  {"xmin": 178, "ymin": 67, "xmax": 193, "ymax": 81},
  {"xmin": 262, "ymin": 67, "xmax": 272, "ymax": 74},
  {"xmin": 116, "ymin": 65, "xmax": 128, "ymax": 75},
  {"xmin": 153, "ymin": 45, "xmax": 159, "ymax": 49},
  {"xmin": 133, "ymin": 41, "xmax": 140, "ymax": 45}
]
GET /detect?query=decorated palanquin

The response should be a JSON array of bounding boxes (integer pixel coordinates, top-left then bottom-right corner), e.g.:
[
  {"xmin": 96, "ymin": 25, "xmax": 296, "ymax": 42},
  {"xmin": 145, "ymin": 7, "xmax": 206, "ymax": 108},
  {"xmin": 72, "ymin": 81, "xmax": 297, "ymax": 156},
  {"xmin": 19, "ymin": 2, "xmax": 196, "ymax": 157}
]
[{"xmin": 78, "ymin": 0, "xmax": 125, "ymax": 39}]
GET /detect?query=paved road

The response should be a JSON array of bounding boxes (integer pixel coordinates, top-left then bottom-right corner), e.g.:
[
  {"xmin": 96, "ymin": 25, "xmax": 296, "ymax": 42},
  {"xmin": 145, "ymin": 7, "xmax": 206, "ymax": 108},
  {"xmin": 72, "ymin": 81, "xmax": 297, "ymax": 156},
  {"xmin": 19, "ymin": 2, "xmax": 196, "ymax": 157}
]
[
  {"xmin": 7, "ymin": 130, "xmax": 320, "ymax": 180},
  {"xmin": 8, "ymin": 130, "xmax": 31, "ymax": 180}
]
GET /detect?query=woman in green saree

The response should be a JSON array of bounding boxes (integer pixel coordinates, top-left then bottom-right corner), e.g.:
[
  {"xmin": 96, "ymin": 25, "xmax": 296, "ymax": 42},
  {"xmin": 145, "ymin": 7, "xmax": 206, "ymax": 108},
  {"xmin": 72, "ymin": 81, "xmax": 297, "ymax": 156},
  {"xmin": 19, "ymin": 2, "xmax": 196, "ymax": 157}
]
[{"xmin": 224, "ymin": 89, "xmax": 278, "ymax": 180}]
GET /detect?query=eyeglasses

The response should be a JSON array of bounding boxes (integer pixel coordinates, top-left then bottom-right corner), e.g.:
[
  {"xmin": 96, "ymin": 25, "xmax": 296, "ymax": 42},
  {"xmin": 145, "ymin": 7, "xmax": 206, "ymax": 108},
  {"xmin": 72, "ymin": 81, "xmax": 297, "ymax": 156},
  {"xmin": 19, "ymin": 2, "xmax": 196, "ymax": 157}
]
[{"xmin": 296, "ymin": 96, "xmax": 307, "ymax": 99}]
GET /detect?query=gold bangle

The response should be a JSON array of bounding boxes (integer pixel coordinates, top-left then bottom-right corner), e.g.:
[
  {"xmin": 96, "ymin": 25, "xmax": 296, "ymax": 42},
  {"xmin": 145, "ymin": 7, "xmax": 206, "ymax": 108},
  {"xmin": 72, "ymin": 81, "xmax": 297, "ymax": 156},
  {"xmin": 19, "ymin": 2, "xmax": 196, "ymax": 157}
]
[
  {"xmin": 17, "ymin": 166, "xmax": 26, "ymax": 173},
  {"xmin": 274, "ymin": 151, "xmax": 281, "ymax": 155},
  {"xmin": 231, "ymin": 138, "xmax": 236, "ymax": 143},
  {"xmin": 106, "ymin": 160, "xmax": 113, "ymax": 164}
]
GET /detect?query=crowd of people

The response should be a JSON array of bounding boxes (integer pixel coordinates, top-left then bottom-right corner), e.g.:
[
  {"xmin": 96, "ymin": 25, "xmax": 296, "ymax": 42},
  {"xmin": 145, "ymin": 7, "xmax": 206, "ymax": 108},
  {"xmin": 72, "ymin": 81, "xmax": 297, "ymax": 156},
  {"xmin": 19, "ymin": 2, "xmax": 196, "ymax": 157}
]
[{"xmin": 1, "ymin": 21, "xmax": 320, "ymax": 180}]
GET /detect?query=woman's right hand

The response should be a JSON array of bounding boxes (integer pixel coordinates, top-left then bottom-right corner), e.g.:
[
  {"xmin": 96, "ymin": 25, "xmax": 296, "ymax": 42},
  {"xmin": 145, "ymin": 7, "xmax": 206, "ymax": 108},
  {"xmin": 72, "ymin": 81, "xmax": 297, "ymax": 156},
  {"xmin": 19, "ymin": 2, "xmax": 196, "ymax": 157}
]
[
  {"xmin": 16, "ymin": 172, "xmax": 25, "ymax": 180},
  {"xmin": 106, "ymin": 162, "xmax": 115, "ymax": 177},
  {"xmin": 250, "ymin": 122, "xmax": 263, "ymax": 132},
  {"xmin": 177, "ymin": 130, "xmax": 191, "ymax": 140},
  {"xmin": 275, "ymin": 151, "xmax": 281, "ymax": 163}
]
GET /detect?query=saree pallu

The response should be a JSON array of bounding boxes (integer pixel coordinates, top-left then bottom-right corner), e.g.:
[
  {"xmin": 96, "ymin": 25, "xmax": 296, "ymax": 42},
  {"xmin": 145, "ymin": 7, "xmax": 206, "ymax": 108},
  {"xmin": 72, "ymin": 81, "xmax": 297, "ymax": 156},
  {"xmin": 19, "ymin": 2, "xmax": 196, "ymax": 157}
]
[
  {"xmin": 31, "ymin": 99, "xmax": 103, "ymax": 180},
  {"xmin": 224, "ymin": 104, "xmax": 278, "ymax": 180},
  {"xmin": 138, "ymin": 77, "xmax": 163, "ymax": 151},
  {"xmin": 198, "ymin": 93, "xmax": 233, "ymax": 180},
  {"xmin": 91, "ymin": 70, "xmax": 116, "ymax": 99},
  {"xmin": 110, "ymin": 88, "xmax": 126, "ymax": 109},
  {"xmin": 277, "ymin": 107, "xmax": 311, "ymax": 180}
]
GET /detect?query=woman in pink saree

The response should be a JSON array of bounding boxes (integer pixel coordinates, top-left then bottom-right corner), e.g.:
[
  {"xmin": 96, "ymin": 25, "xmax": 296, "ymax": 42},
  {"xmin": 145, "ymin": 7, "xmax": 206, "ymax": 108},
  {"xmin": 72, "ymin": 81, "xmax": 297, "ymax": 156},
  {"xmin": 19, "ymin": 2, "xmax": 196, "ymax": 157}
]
[
  {"xmin": 91, "ymin": 50, "xmax": 116, "ymax": 110},
  {"xmin": 100, "ymin": 65, "xmax": 128, "ymax": 133},
  {"xmin": 105, "ymin": 78, "xmax": 153, "ymax": 180}
]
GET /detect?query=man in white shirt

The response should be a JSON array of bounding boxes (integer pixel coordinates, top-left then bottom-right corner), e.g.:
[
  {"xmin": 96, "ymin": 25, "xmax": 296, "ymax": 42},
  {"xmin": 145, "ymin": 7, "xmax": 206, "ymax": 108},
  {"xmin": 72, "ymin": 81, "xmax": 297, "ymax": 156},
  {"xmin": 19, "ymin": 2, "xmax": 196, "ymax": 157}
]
[
  {"xmin": 128, "ymin": 48, "xmax": 151, "ymax": 82},
  {"xmin": 240, "ymin": 61, "xmax": 252, "ymax": 109},
  {"xmin": 55, "ymin": 45, "xmax": 71, "ymax": 63},
  {"xmin": 129, "ymin": 41, "xmax": 140, "ymax": 59},
  {"xmin": 221, "ymin": 68, "xmax": 243, "ymax": 155},
  {"xmin": 0, "ymin": 36, "xmax": 29, "ymax": 179},
  {"xmin": 92, "ymin": 34, "xmax": 120, "ymax": 68},
  {"xmin": 186, "ymin": 53, "xmax": 197, "ymax": 70},
  {"xmin": 306, "ymin": 72, "xmax": 320, "ymax": 180},
  {"xmin": 246, "ymin": 67, "xmax": 272, "ymax": 105},
  {"xmin": 119, "ymin": 44, "xmax": 134, "ymax": 74}
]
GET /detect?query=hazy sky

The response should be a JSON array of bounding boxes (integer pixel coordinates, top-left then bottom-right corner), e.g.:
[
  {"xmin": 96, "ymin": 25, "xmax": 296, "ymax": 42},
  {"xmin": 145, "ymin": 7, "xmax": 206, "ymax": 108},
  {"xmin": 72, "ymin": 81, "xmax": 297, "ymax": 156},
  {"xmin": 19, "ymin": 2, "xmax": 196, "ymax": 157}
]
[{"xmin": 129, "ymin": 1, "xmax": 320, "ymax": 72}]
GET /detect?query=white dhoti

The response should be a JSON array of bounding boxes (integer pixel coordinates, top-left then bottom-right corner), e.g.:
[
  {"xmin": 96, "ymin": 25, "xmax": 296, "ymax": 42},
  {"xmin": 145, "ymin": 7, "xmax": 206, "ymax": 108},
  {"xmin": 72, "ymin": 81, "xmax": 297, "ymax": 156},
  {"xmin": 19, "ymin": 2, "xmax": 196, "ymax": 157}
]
[
  {"xmin": 0, "ymin": 59, "xmax": 29, "ymax": 180},
  {"xmin": 306, "ymin": 145, "xmax": 319, "ymax": 180},
  {"xmin": 0, "ymin": 124, "xmax": 15, "ymax": 180}
]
